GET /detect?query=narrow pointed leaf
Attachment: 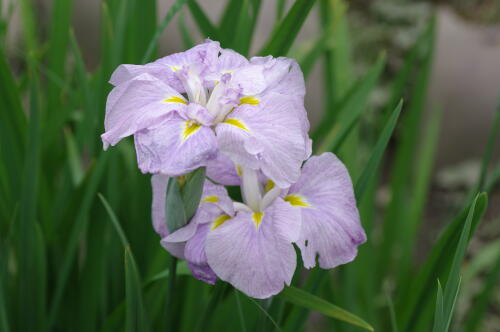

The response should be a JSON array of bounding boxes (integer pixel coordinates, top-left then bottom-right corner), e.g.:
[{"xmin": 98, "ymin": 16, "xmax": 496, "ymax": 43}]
[
  {"xmin": 279, "ymin": 287, "xmax": 374, "ymax": 331},
  {"xmin": 355, "ymin": 100, "xmax": 403, "ymax": 199},
  {"xmin": 259, "ymin": 0, "xmax": 317, "ymax": 56}
]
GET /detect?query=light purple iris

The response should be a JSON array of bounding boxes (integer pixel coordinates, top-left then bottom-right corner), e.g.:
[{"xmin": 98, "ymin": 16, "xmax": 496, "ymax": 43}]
[
  {"xmin": 102, "ymin": 40, "xmax": 310, "ymax": 187},
  {"xmin": 153, "ymin": 153, "xmax": 366, "ymax": 299}
]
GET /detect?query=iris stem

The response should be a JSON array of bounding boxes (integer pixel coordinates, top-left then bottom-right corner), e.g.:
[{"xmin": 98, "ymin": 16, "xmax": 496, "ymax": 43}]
[{"xmin": 166, "ymin": 257, "xmax": 177, "ymax": 330}]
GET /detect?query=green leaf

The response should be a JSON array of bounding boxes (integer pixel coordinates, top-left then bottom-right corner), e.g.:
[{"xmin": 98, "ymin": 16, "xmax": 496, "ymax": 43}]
[
  {"xmin": 435, "ymin": 194, "xmax": 482, "ymax": 332},
  {"xmin": 315, "ymin": 53, "xmax": 386, "ymax": 153},
  {"xmin": 187, "ymin": 0, "xmax": 220, "ymax": 41},
  {"xmin": 142, "ymin": 0, "xmax": 188, "ymax": 63},
  {"xmin": 432, "ymin": 280, "xmax": 444, "ymax": 332},
  {"xmin": 64, "ymin": 128, "xmax": 85, "ymax": 186},
  {"xmin": 464, "ymin": 250, "xmax": 500, "ymax": 332},
  {"xmin": 48, "ymin": 153, "xmax": 110, "ymax": 328},
  {"xmin": 17, "ymin": 70, "xmax": 46, "ymax": 332},
  {"xmin": 279, "ymin": 287, "xmax": 374, "ymax": 331},
  {"xmin": 98, "ymin": 193, "xmax": 129, "ymax": 247},
  {"xmin": 99, "ymin": 193, "xmax": 151, "ymax": 332},
  {"xmin": 398, "ymin": 193, "xmax": 488, "ymax": 332},
  {"xmin": 355, "ymin": 100, "xmax": 403, "ymax": 199},
  {"xmin": 259, "ymin": 0, "xmax": 317, "ymax": 56},
  {"xmin": 125, "ymin": 247, "xmax": 152, "ymax": 332},
  {"xmin": 165, "ymin": 178, "xmax": 188, "ymax": 233},
  {"xmin": 181, "ymin": 167, "xmax": 206, "ymax": 220}
]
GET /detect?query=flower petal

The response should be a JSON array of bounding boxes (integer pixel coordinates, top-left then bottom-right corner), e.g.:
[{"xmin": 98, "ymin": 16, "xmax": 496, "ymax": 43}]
[
  {"xmin": 185, "ymin": 223, "xmax": 217, "ymax": 284},
  {"xmin": 151, "ymin": 174, "xmax": 169, "ymax": 238},
  {"xmin": 216, "ymin": 94, "xmax": 308, "ymax": 188},
  {"xmin": 287, "ymin": 153, "xmax": 366, "ymax": 269},
  {"xmin": 206, "ymin": 153, "xmax": 241, "ymax": 186},
  {"xmin": 134, "ymin": 112, "xmax": 218, "ymax": 176},
  {"xmin": 102, "ymin": 73, "xmax": 187, "ymax": 149},
  {"xmin": 205, "ymin": 198, "xmax": 300, "ymax": 299}
]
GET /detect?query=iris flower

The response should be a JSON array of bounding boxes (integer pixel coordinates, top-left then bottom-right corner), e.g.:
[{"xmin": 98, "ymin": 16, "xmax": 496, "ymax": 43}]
[
  {"xmin": 101, "ymin": 40, "xmax": 310, "ymax": 188},
  {"xmin": 152, "ymin": 153, "xmax": 366, "ymax": 299}
]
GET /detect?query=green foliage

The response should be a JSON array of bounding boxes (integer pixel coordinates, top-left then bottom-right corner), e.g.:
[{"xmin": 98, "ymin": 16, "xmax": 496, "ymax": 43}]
[{"xmin": 0, "ymin": 1, "xmax": 497, "ymax": 332}]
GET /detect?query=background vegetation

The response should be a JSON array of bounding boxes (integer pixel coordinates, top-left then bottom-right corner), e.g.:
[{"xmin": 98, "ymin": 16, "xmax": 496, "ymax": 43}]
[{"xmin": 0, "ymin": 0, "xmax": 499, "ymax": 331}]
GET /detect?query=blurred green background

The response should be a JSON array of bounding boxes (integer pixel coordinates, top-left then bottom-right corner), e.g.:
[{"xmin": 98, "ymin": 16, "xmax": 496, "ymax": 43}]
[{"xmin": 0, "ymin": 0, "xmax": 499, "ymax": 331}]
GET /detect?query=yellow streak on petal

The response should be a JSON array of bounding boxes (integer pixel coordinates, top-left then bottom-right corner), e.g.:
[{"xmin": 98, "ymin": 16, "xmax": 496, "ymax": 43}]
[
  {"xmin": 211, "ymin": 214, "xmax": 232, "ymax": 230},
  {"xmin": 169, "ymin": 65, "xmax": 180, "ymax": 71},
  {"xmin": 284, "ymin": 194, "xmax": 312, "ymax": 208},
  {"xmin": 163, "ymin": 96, "xmax": 188, "ymax": 104},
  {"xmin": 264, "ymin": 180, "xmax": 275, "ymax": 193},
  {"xmin": 239, "ymin": 96, "xmax": 260, "ymax": 106},
  {"xmin": 235, "ymin": 165, "xmax": 242, "ymax": 177},
  {"xmin": 182, "ymin": 121, "xmax": 202, "ymax": 141},
  {"xmin": 202, "ymin": 196, "xmax": 219, "ymax": 203},
  {"xmin": 223, "ymin": 118, "xmax": 249, "ymax": 132},
  {"xmin": 252, "ymin": 212, "xmax": 264, "ymax": 228}
]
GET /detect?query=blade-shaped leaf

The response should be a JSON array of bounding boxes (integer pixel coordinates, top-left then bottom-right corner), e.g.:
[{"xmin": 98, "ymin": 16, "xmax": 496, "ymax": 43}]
[
  {"xmin": 187, "ymin": 0, "xmax": 220, "ymax": 41},
  {"xmin": 355, "ymin": 100, "xmax": 403, "ymax": 199},
  {"xmin": 279, "ymin": 287, "xmax": 374, "ymax": 331},
  {"xmin": 142, "ymin": 0, "xmax": 188, "ymax": 63},
  {"xmin": 315, "ymin": 53, "xmax": 386, "ymax": 153},
  {"xmin": 259, "ymin": 0, "xmax": 317, "ymax": 57},
  {"xmin": 125, "ymin": 247, "xmax": 152, "ymax": 332}
]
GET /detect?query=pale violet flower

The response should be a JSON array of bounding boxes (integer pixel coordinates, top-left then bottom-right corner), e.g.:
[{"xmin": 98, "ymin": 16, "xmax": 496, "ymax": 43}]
[
  {"xmin": 102, "ymin": 40, "xmax": 310, "ymax": 187},
  {"xmin": 152, "ymin": 153, "xmax": 366, "ymax": 299}
]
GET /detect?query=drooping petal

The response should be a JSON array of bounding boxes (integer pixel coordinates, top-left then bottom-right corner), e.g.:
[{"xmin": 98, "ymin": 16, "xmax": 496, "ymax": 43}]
[
  {"xmin": 134, "ymin": 112, "xmax": 218, "ymax": 176},
  {"xmin": 185, "ymin": 223, "xmax": 217, "ymax": 284},
  {"xmin": 205, "ymin": 198, "xmax": 300, "ymax": 299},
  {"xmin": 286, "ymin": 153, "xmax": 366, "ymax": 269},
  {"xmin": 151, "ymin": 174, "xmax": 169, "ymax": 238},
  {"xmin": 216, "ymin": 94, "xmax": 308, "ymax": 188},
  {"xmin": 102, "ymin": 73, "xmax": 188, "ymax": 149},
  {"xmin": 206, "ymin": 153, "xmax": 241, "ymax": 186}
]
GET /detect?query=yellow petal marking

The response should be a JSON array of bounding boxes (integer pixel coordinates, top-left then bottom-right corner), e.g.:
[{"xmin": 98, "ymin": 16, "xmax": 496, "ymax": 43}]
[
  {"xmin": 163, "ymin": 96, "xmax": 188, "ymax": 104},
  {"xmin": 264, "ymin": 180, "xmax": 275, "ymax": 193},
  {"xmin": 235, "ymin": 165, "xmax": 242, "ymax": 177},
  {"xmin": 223, "ymin": 118, "xmax": 249, "ymax": 132},
  {"xmin": 169, "ymin": 65, "xmax": 180, "ymax": 71},
  {"xmin": 252, "ymin": 212, "xmax": 264, "ymax": 228},
  {"xmin": 239, "ymin": 96, "xmax": 260, "ymax": 106},
  {"xmin": 182, "ymin": 121, "xmax": 202, "ymax": 141},
  {"xmin": 284, "ymin": 194, "xmax": 312, "ymax": 208},
  {"xmin": 211, "ymin": 214, "xmax": 232, "ymax": 230},
  {"xmin": 202, "ymin": 196, "xmax": 219, "ymax": 203}
]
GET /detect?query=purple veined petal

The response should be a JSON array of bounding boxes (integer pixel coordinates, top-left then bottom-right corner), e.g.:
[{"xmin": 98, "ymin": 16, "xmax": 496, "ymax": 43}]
[
  {"xmin": 110, "ymin": 40, "xmax": 221, "ymax": 90},
  {"xmin": 185, "ymin": 223, "xmax": 217, "ymax": 284},
  {"xmin": 206, "ymin": 153, "xmax": 242, "ymax": 186},
  {"xmin": 230, "ymin": 64, "xmax": 267, "ymax": 96},
  {"xmin": 205, "ymin": 198, "xmax": 300, "ymax": 299},
  {"xmin": 102, "ymin": 73, "xmax": 188, "ymax": 149},
  {"xmin": 186, "ymin": 103, "xmax": 215, "ymax": 126},
  {"xmin": 249, "ymin": 56, "xmax": 305, "ymax": 97},
  {"xmin": 151, "ymin": 174, "xmax": 169, "ymax": 238},
  {"xmin": 134, "ymin": 112, "xmax": 218, "ymax": 176},
  {"xmin": 215, "ymin": 94, "xmax": 308, "ymax": 188},
  {"xmin": 286, "ymin": 153, "xmax": 366, "ymax": 269},
  {"xmin": 160, "ymin": 239, "xmax": 186, "ymax": 259}
]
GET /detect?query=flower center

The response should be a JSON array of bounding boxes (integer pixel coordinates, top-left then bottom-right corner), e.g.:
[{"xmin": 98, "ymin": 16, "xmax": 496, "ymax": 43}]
[{"xmin": 239, "ymin": 167, "xmax": 281, "ymax": 213}]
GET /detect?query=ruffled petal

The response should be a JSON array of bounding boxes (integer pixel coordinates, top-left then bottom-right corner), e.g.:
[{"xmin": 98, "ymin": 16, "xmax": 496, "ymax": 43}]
[
  {"xmin": 286, "ymin": 153, "xmax": 366, "ymax": 269},
  {"xmin": 216, "ymin": 94, "xmax": 308, "ymax": 188},
  {"xmin": 205, "ymin": 198, "xmax": 300, "ymax": 299},
  {"xmin": 102, "ymin": 73, "xmax": 187, "ymax": 149},
  {"xmin": 134, "ymin": 112, "xmax": 218, "ymax": 176}
]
